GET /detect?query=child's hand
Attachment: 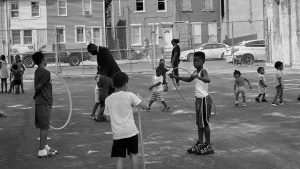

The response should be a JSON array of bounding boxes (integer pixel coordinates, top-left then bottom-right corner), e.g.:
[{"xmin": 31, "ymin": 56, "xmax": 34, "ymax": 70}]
[
  {"xmin": 169, "ymin": 73, "xmax": 175, "ymax": 78},
  {"xmin": 191, "ymin": 72, "xmax": 198, "ymax": 79}
]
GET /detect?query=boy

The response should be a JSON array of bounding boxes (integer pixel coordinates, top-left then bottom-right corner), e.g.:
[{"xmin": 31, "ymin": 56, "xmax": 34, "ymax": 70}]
[
  {"xmin": 11, "ymin": 64, "xmax": 22, "ymax": 94},
  {"xmin": 95, "ymin": 74, "xmax": 114, "ymax": 122},
  {"xmin": 233, "ymin": 70, "xmax": 253, "ymax": 107},
  {"xmin": 32, "ymin": 52, "xmax": 58, "ymax": 158},
  {"xmin": 271, "ymin": 61, "xmax": 284, "ymax": 106},
  {"xmin": 15, "ymin": 55, "xmax": 25, "ymax": 93},
  {"xmin": 255, "ymin": 67, "xmax": 268, "ymax": 103},
  {"xmin": 169, "ymin": 51, "xmax": 214, "ymax": 155},
  {"xmin": 104, "ymin": 72, "xmax": 149, "ymax": 169},
  {"xmin": 148, "ymin": 68, "xmax": 170, "ymax": 112}
]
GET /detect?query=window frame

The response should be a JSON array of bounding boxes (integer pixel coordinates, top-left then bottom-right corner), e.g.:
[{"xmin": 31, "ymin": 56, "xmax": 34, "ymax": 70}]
[
  {"xmin": 10, "ymin": 1, "xmax": 19, "ymax": 18},
  {"xmin": 58, "ymin": 0, "xmax": 68, "ymax": 16},
  {"xmin": 55, "ymin": 25, "xmax": 66, "ymax": 44},
  {"xmin": 23, "ymin": 30, "xmax": 33, "ymax": 45},
  {"xmin": 203, "ymin": 0, "xmax": 214, "ymax": 11},
  {"xmin": 91, "ymin": 26, "xmax": 102, "ymax": 46},
  {"xmin": 82, "ymin": 0, "xmax": 92, "ymax": 15},
  {"xmin": 157, "ymin": 0, "xmax": 167, "ymax": 12},
  {"xmin": 135, "ymin": 0, "xmax": 145, "ymax": 12},
  {"xmin": 75, "ymin": 25, "xmax": 86, "ymax": 43},
  {"xmin": 31, "ymin": 1, "xmax": 40, "ymax": 17},
  {"xmin": 131, "ymin": 24, "xmax": 142, "ymax": 46},
  {"xmin": 181, "ymin": 0, "xmax": 192, "ymax": 12},
  {"xmin": 11, "ymin": 30, "xmax": 21, "ymax": 45}
]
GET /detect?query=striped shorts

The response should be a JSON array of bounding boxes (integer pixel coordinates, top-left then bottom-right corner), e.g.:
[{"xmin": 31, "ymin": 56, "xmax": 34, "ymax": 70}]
[
  {"xmin": 150, "ymin": 91, "xmax": 164, "ymax": 101},
  {"xmin": 195, "ymin": 96, "xmax": 212, "ymax": 128}
]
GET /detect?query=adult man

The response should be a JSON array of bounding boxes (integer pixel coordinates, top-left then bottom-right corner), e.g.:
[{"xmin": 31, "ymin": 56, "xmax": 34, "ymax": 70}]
[{"xmin": 87, "ymin": 43, "xmax": 121, "ymax": 78}]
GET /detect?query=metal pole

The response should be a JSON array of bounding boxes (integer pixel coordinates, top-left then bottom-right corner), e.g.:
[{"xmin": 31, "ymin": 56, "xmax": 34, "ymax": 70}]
[
  {"xmin": 137, "ymin": 107, "xmax": 146, "ymax": 169},
  {"xmin": 231, "ymin": 22, "xmax": 235, "ymax": 64},
  {"xmin": 5, "ymin": 0, "xmax": 10, "ymax": 63},
  {"xmin": 54, "ymin": 29, "xmax": 59, "ymax": 73},
  {"xmin": 81, "ymin": 38, "xmax": 84, "ymax": 74},
  {"xmin": 152, "ymin": 24, "xmax": 157, "ymax": 69}
]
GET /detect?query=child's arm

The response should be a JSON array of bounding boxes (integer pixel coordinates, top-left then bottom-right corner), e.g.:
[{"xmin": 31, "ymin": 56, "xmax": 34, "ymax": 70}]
[
  {"xmin": 244, "ymin": 78, "xmax": 253, "ymax": 89},
  {"xmin": 278, "ymin": 77, "xmax": 283, "ymax": 88},
  {"xmin": 149, "ymin": 82, "xmax": 161, "ymax": 91},
  {"xmin": 259, "ymin": 79, "xmax": 267, "ymax": 87},
  {"xmin": 137, "ymin": 97, "xmax": 149, "ymax": 110},
  {"xmin": 169, "ymin": 73, "xmax": 194, "ymax": 82},
  {"xmin": 33, "ymin": 72, "xmax": 50, "ymax": 99},
  {"xmin": 196, "ymin": 69, "xmax": 210, "ymax": 83}
]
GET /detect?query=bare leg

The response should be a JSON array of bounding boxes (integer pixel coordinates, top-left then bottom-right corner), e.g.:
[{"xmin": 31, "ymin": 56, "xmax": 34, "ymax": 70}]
[
  {"xmin": 161, "ymin": 101, "xmax": 168, "ymax": 108},
  {"xmin": 40, "ymin": 129, "xmax": 48, "ymax": 150},
  {"xmin": 242, "ymin": 95, "xmax": 246, "ymax": 103},
  {"xmin": 115, "ymin": 158, "xmax": 123, "ymax": 169},
  {"xmin": 130, "ymin": 153, "xmax": 139, "ymax": 169},
  {"xmin": 91, "ymin": 102, "xmax": 100, "ymax": 116}
]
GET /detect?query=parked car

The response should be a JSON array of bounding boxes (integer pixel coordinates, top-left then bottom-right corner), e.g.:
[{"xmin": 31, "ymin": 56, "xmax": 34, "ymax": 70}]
[
  {"xmin": 180, "ymin": 43, "xmax": 230, "ymax": 61},
  {"xmin": 225, "ymin": 39, "xmax": 266, "ymax": 64},
  {"xmin": 22, "ymin": 48, "xmax": 90, "ymax": 68}
]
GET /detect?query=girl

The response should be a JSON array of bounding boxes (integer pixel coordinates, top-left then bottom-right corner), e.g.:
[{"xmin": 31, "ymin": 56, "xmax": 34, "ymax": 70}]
[
  {"xmin": 171, "ymin": 39, "xmax": 181, "ymax": 89},
  {"xmin": 0, "ymin": 55, "xmax": 9, "ymax": 93},
  {"xmin": 158, "ymin": 59, "xmax": 170, "ymax": 92},
  {"xmin": 233, "ymin": 70, "xmax": 253, "ymax": 107}
]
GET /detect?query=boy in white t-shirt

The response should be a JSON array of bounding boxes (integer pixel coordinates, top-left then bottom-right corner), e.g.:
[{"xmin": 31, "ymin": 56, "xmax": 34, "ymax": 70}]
[
  {"xmin": 104, "ymin": 72, "xmax": 148, "ymax": 169},
  {"xmin": 148, "ymin": 68, "xmax": 170, "ymax": 112}
]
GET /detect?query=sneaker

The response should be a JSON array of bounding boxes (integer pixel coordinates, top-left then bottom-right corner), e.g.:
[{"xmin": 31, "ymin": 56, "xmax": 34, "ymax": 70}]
[
  {"xmin": 261, "ymin": 98, "xmax": 268, "ymax": 102},
  {"xmin": 235, "ymin": 102, "xmax": 238, "ymax": 107},
  {"xmin": 255, "ymin": 97, "xmax": 260, "ymax": 103},
  {"xmin": 90, "ymin": 114, "xmax": 96, "ymax": 120},
  {"xmin": 242, "ymin": 103, "xmax": 247, "ymax": 107},
  {"xmin": 94, "ymin": 116, "xmax": 107, "ymax": 122},
  {"xmin": 206, "ymin": 144, "xmax": 215, "ymax": 154},
  {"xmin": 279, "ymin": 102, "xmax": 285, "ymax": 106},
  {"xmin": 45, "ymin": 145, "xmax": 58, "ymax": 154},
  {"xmin": 187, "ymin": 141, "xmax": 199, "ymax": 154},
  {"xmin": 38, "ymin": 149, "xmax": 55, "ymax": 158},
  {"xmin": 271, "ymin": 103, "xmax": 279, "ymax": 107},
  {"xmin": 162, "ymin": 107, "xmax": 170, "ymax": 112},
  {"xmin": 195, "ymin": 144, "xmax": 210, "ymax": 155}
]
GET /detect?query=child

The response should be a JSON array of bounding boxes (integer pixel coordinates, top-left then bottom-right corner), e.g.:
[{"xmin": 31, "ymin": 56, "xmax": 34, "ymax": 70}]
[
  {"xmin": 91, "ymin": 73, "xmax": 101, "ymax": 120},
  {"xmin": 104, "ymin": 72, "xmax": 149, "ymax": 169},
  {"xmin": 32, "ymin": 52, "xmax": 58, "ymax": 158},
  {"xmin": 148, "ymin": 67, "xmax": 170, "ymax": 112},
  {"xmin": 271, "ymin": 61, "xmax": 284, "ymax": 106},
  {"xmin": 255, "ymin": 67, "xmax": 268, "ymax": 103},
  {"xmin": 94, "ymin": 74, "xmax": 114, "ymax": 122},
  {"xmin": 0, "ymin": 55, "xmax": 9, "ymax": 93},
  {"xmin": 14, "ymin": 55, "xmax": 26, "ymax": 93},
  {"xmin": 169, "ymin": 51, "xmax": 214, "ymax": 155},
  {"xmin": 11, "ymin": 64, "xmax": 22, "ymax": 94},
  {"xmin": 233, "ymin": 70, "xmax": 253, "ymax": 107},
  {"xmin": 157, "ymin": 59, "xmax": 170, "ymax": 92}
]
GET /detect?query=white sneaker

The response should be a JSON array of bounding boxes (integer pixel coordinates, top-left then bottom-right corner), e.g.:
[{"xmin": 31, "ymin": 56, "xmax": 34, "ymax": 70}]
[
  {"xmin": 45, "ymin": 145, "xmax": 58, "ymax": 154},
  {"xmin": 242, "ymin": 103, "xmax": 247, "ymax": 107}
]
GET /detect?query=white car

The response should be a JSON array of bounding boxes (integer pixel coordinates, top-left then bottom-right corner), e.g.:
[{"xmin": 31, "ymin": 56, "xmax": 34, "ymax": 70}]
[
  {"xmin": 180, "ymin": 43, "xmax": 230, "ymax": 61},
  {"xmin": 226, "ymin": 39, "xmax": 266, "ymax": 64}
]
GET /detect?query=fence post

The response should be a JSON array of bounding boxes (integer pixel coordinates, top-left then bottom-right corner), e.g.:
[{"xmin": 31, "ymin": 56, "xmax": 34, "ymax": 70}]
[
  {"xmin": 54, "ymin": 29, "xmax": 59, "ymax": 73},
  {"xmin": 80, "ymin": 38, "xmax": 84, "ymax": 74}
]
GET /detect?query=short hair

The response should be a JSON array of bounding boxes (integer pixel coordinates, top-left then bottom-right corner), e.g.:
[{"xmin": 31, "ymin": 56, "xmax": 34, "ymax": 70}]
[
  {"xmin": 171, "ymin": 39, "xmax": 180, "ymax": 44},
  {"xmin": 194, "ymin": 51, "xmax": 205, "ymax": 62},
  {"xmin": 233, "ymin": 70, "xmax": 241, "ymax": 76},
  {"xmin": 87, "ymin": 43, "xmax": 97, "ymax": 51},
  {"xmin": 112, "ymin": 72, "xmax": 128, "ymax": 88},
  {"xmin": 257, "ymin": 66, "xmax": 264, "ymax": 73},
  {"xmin": 32, "ymin": 52, "xmax": 45, "ymax": 65},
  {"xmin": 274, "ymin": 61, "xmax": 283, "ymax": 69}
]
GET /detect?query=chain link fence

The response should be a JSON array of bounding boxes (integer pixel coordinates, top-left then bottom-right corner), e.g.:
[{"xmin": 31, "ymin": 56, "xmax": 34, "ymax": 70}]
[{"xmin": 0, "ymin": 20, "xmax": 265, "ymax": 76}]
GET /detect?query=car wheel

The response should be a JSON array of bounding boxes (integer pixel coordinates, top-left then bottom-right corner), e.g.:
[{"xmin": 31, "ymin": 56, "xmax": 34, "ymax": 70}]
[
  {"xmin": 187, "ymin": 53, "xmax": 194, "ymax": 62},
  {"xmin": 241, "ymin": 54, "xmax": 254, "ymax": 64},
  {"xmin": 23, "ymin": 56, "xmax": 35, "ymax": 68},
  {"xmin": 221, "ymin": 53, "xmax": 225, "ymax": 60},
  {"xmin": 69, "ymin": 55, "xmax": 81, "ymax": 66}
]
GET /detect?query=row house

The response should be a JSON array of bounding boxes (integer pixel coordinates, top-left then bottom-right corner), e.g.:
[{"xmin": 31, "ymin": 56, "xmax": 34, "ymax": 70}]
[{"xmin": 220, "ymin": 0, "xmax": 264, "ymax": 45}]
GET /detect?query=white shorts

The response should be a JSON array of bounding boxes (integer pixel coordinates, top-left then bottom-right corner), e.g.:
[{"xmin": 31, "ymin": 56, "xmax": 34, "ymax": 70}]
[{"xmin": 95, "ymin": 88, "xmax": 100, "ymax": 103}]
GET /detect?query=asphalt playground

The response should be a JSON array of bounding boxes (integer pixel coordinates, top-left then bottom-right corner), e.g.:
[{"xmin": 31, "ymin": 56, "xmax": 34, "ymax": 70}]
[{"xmin": 1, "ymin": 60, "xmax": 300, "ymax": 169}]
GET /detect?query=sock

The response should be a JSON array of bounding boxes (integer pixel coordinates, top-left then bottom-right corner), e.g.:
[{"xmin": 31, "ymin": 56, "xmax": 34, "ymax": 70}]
[{"xmin": 45, "ymin": 145, "xmax": 50, "ymax": 151}]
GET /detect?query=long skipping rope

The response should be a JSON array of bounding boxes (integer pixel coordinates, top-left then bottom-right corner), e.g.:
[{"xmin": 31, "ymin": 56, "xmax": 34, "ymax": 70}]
[
  {"xmin": 49, "ymin": 72, "xmax": 73, "ymax": 130},
  {"xmin": 170, "ymin": 67, "xmax": 217, "ymax": 117}
]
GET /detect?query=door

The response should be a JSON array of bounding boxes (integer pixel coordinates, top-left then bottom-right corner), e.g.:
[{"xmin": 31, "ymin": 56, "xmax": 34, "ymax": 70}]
[{"xmin": 162, "ymin": 27, "xmax": 173, "ymax": 52}]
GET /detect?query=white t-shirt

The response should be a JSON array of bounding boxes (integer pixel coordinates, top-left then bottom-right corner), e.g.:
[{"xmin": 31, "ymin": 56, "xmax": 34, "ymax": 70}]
[
  {"xmin": 195, "ymin": 69, "xmax": 209, "ymax": 98},
  {"xmin": 258, "ymin": 74, "xmax": 266, "ymax": 88},
  {"xmin": 104, "ymin": 91, "xmax": 141, "ymax": 140},
  {"xmin": 274, "ymin": 70, "xmax": 283, "ymax": 86},
  {"xmin": 152, "ymin": 75, "xmax": 163, "ymax": 92}
]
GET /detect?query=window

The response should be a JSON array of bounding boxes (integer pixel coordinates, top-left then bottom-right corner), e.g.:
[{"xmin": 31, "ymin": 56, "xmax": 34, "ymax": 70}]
[
  {"xmin": 131, "ymin": 25, "xmax": 141, "ymax": 45},
  {"xmin": 75, "ymin": 26, "xmax": 85, "ymax": 43},
  {"xmin": 158, "ymin": 0, "xmax": 166, "ymax": 11},
  {"xmin": 182, "ymin": 0, "xmax": 192, "ymax": 11},
  {"xmin": 11, "ymin": 2, "xmax": 19, "ymax": 18},
  {"xmin": 83, "ymin": 0, "xmax": 92, "ymax": 15},
  {"xmin": 24, "ymin": 30, "xmax": 32, "ymax": 44},
  {"xmin": 204, "ymin": 0, "xmax": 213, "ymax": 11},
  {"xmin": 12, "ymin": 30, "xmax": 21, "ymax": 44},
  {"xmin": 31, "ymin": 1, "xmax": 40, "ymax": 17},
  {"xmin": 193, "ymin": 24, "xmax": 202, "ymax": 44},
  {"xmin": 58, "ymin": 0, "xmax": 67, "ymax": 16},
  {"xmin": 56, "ymin": 26, "xmax": 65, "ymax": 43},
  {"xmin": 91, "ymin": 27, "xmax": 102, "ymax": 46},
  {"xmin": 136, "ymin": 0, "xmax": 144, "ymax": 11},
  {"xmin": 245, "ymin": 40, "xmax": 265, "ymax": 47}
]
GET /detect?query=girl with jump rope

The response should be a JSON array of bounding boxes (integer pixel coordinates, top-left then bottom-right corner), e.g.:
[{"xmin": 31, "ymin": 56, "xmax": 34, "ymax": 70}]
[{"xmin": 169, "ymin": 51, "xmax": 215, "ymax": 155}]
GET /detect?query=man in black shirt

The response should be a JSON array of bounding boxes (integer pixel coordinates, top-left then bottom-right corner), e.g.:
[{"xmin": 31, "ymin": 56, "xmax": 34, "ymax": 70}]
[{"xmin": 87, "ymin": 43, "xmax": 121, "ymax": 78}]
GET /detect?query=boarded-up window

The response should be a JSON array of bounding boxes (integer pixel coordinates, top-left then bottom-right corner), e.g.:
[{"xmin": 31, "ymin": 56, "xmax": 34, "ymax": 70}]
[
  {"xmin": 193, "ymin": 24, "xmax": 202, "ymax": 44},
  {"xmin": 24, "ymin": 30, "xmax": 32, "ymax": 44},
  {"xmin": 182, "ymin": 0, "xmax": 192, "ymax": 11},
  {"xmin": 12, "ymin": 30, "xmax": 21, "ymax": 44},
  {"xmin": 204, "ymin": 0, "xmax": 213, "ymax": 10}
]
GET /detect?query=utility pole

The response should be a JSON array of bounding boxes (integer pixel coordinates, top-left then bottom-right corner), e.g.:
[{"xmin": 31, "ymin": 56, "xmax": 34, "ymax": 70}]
[{"xmin": 4, "ymin": 0, "xmax": 10, "ymax": 63}]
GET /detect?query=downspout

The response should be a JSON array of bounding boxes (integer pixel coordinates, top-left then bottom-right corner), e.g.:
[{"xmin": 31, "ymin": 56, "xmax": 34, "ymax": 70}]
[
  {"xmin": 296, "ymin": 0, "xmax": 300, "ymax": 64},
  {"xmin": 288, "ymin": 0, "xmax": 292, "ymax": 65}
]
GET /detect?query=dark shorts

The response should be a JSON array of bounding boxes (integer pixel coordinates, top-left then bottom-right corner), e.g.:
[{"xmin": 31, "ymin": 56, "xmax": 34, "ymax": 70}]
[
  {"xmin": 111, "ymin": 134, "xmax": 138, "ymax": 158},
  {"xmin": 13, "ymin": 80, "xmax": 21, "ymax": 85},
  {"xmin": 35, "ymin": 104, "xmax": 52, "ymax": 130},
  {"xmin": 195, "ymin": 96, "xmax": 212, "ymax": 128}
]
